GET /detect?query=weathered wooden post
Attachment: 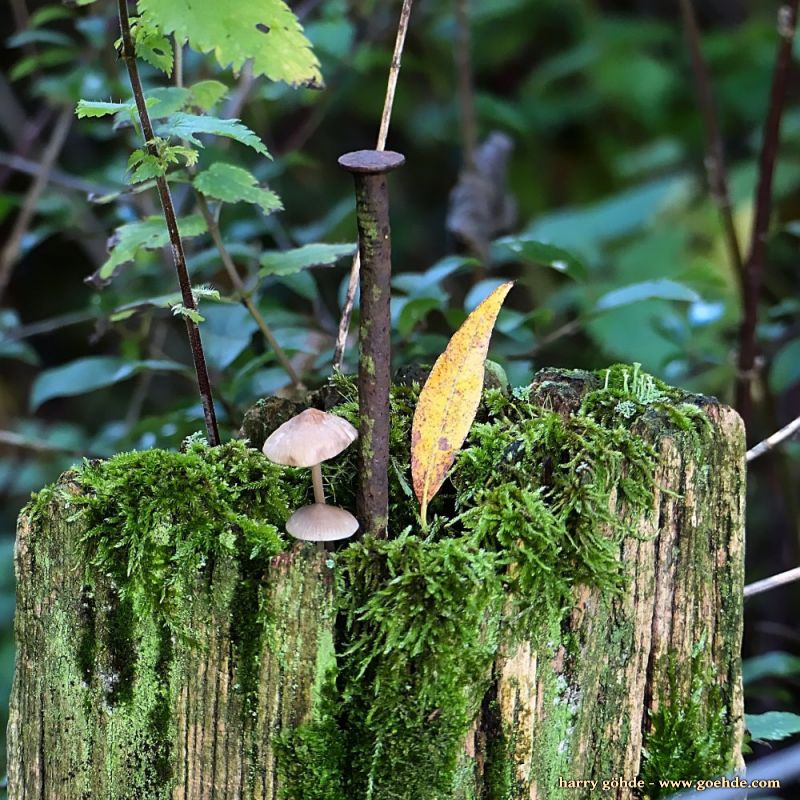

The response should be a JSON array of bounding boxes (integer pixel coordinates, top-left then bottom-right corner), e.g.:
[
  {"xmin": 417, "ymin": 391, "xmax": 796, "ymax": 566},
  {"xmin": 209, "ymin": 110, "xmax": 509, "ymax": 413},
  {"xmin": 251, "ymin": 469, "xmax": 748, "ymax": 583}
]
[{"xmin": 8, "ymin": 367, "xmax": 745, "ymax": 800}]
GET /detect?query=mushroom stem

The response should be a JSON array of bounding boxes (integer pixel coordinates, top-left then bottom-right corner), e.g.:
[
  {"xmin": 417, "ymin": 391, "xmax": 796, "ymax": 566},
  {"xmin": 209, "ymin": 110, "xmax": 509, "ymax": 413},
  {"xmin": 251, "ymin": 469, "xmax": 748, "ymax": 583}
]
[{"xmin": 311, "ymin": 463, "xmax": 326, "ymax": 504}]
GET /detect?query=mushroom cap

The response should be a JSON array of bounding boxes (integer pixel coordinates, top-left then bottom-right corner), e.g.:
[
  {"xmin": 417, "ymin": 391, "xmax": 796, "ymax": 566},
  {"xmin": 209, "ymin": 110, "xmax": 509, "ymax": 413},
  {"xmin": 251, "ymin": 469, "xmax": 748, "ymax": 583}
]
[
  {"xmin": 262, "ymin": 408, "xmax": 357, "ymax": 467},
  {"xmin": 285, "ymin": 503, "xmax": 359, "ymax": 542}
]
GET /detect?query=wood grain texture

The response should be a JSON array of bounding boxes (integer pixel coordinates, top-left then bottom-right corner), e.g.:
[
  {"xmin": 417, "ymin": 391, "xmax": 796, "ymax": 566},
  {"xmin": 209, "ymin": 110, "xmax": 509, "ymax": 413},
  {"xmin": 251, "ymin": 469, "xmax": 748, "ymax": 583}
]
[
  {"xmin": 8, "ymin": 381, "xmax": 745, "ymax": 800},
  {"xmin": 8, "ymin": 486, "xmax": 334, "ymax": 800}
]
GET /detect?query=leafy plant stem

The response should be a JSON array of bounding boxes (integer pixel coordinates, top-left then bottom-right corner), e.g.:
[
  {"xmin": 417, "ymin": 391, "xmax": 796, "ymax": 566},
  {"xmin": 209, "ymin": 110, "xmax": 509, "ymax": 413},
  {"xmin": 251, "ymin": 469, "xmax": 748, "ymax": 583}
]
[
  {"xmin": 117, "ymin": 0, "xmax": 220, "ymax": 445},
  {"xmin": 735, "ymin": 1, "xmax": 799, "ymax": 423},
  {"xmin": 0, "ymin": 105, "xmax": 72, "ymax": 303},
  {"xmin": 193, "ymin": 192, "xmax": 304, "ymax": 391},
  {"xmin": 332, "ymin": 0, "xmax": 414, "ymax": 371}
]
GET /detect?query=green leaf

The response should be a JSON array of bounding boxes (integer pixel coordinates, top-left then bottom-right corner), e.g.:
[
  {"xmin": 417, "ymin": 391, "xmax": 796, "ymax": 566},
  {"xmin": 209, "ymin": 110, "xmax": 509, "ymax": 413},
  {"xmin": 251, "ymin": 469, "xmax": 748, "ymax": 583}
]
[
  {"xmin": 7, "ymin": 29, "xmax": 74, "ymax": 48},
  {"xmin": 156, "ymin": 112, "xmax": 269, "ymax": 155},
  {"xmin": 10, "ymin": 47, "xmax": 76, "ymax": 80},
  {"xmin": 29, "ymin": 6, "xmax": 74, "ymax": 27},
  {"xmin": 139, "ymin": 0, "xmax": 322, "ymax": 87},
  {"xmin": 745, "ymin": 712, "xmax": 800, "ymax": 742},
  {"xmin": 111, "ymin": 285, "xmax": 223, "ymax": 321},
  {"xmin": 743, "ymin": 652, "xmax": 800, "ymax": 685},
  {"xmin": 172, "ymin": 304, "xmax": 205, "ymax": 323},
  {"xmin": 259, "ymin": 242, "xmax": 356, "ymax": 277},
  {"xmin": 97, "ymin": 214, "xmax": 207, "ymax": 282},
  {"xmin": 594, "ymin": 279, "xmax": 700, "ymax": 312},
  {"xmin": 189, "ymin": 80, "xmax": 228, "ymax": 111},
  {"xmin": 194, "ymin": 163, "xmax": 282, "ymax": 216},
  {"xmin": 146, "ymin": 87, "xmax": 191, "ymax": 117},
  {"xmin": 396, "ymin": 297, "xmax": 441, "ymax": 338},
  {"xmin": 76, "ymin": 99, "xmax": 135, "ymax": 119},
  {"xmin": 491, "ymin": 236, "xmax": 588, "ymax": 282},
  {"xmin": 134, "ymin": 22, "xmax": 174, "ymax": 75},
  {"xmin": 770, "ymin": 339, "xmax": 800, "ymax": 393},
  {"xmin": 31, "ymin": 357, "xmax": 186, "ymax": 410}
]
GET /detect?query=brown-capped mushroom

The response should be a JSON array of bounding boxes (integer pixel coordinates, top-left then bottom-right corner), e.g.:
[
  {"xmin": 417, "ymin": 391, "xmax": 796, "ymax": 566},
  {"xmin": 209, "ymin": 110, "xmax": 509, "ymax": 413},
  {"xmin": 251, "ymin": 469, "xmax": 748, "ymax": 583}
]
[{"xmin": 263, "ymin": 408, "xmax": 359, "ymax": 542}]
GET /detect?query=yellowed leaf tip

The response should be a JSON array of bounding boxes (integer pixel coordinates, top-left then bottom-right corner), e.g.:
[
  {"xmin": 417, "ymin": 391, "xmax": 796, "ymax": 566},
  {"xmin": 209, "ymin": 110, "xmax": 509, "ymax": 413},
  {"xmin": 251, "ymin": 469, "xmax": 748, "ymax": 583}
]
[{"xmin": 411, "ymin": 281, "xmax": 514, "ymax": 516}]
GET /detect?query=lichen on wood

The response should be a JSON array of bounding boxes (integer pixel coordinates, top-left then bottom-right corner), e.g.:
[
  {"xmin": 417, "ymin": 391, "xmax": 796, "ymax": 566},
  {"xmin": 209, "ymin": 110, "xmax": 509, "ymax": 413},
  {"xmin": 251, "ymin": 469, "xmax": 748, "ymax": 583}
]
[{"xmin": 9, "ymin": 365, "xmax": 745, "ymax": 800}]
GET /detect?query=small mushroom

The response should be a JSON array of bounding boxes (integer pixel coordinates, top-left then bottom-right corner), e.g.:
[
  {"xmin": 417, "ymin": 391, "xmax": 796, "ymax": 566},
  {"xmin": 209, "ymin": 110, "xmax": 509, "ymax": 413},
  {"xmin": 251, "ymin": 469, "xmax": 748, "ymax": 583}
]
[{"xmin": 262, "ymin": 408, "xmax": 359, "ymax": 543}]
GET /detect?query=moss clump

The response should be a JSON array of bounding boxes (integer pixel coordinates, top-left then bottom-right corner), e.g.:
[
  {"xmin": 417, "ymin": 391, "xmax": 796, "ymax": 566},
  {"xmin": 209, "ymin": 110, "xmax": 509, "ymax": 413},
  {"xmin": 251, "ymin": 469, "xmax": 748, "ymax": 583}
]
[
  {"xmin": 72, "ymin": 438, "xmax": 304, "ymax": 636},
  {"xmin": 640, "ymin": 640, "xmax": 731, "ymax": 798},
  {"xmin": 278, "ymin": 369, "xmax": 672, "ymax": 799}
]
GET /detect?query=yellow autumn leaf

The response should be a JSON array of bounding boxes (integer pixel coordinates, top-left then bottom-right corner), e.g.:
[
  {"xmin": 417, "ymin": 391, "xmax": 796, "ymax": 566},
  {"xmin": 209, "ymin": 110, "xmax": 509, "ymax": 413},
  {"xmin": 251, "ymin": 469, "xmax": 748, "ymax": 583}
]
[{"xmin": 411, "ymin": 281, "xmax": 514, "ymax": 526}]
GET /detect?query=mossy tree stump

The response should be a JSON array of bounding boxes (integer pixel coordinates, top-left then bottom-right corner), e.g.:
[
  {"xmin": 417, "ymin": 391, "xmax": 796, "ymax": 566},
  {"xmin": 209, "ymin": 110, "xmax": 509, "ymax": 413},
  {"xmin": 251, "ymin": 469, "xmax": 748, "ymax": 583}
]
[{"xmin": 8, "ymin": 368, "xmax": 745, "ymax": 800}]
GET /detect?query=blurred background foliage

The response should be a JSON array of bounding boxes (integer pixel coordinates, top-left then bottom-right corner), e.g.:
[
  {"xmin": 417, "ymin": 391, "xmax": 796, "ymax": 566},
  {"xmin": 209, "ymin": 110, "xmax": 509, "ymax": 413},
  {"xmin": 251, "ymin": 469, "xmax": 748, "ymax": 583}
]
[{"xmin": 1, "ymin": 0, "xmax": 800, "ymax": 788}]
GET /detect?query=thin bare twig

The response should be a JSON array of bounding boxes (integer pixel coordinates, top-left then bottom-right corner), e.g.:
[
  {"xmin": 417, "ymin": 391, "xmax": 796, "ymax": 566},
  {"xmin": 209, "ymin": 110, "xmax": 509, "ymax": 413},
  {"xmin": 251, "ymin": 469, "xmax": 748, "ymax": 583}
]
[
  {"xmin": 4, "ymin": 309, "xmax": 97, "ymax": 341},
  {"xmin": 0, "ymin": 430, "xmax": 91, "ymax": 458},
  {"xmin": 118, "ymin": 0, "xmax": 220, "ymax": 445},
  {"xmin": 746, "ymin": 413, "xmax": 800, "ymax": 461},
  {"xmin": 678, "ymin": 0, "xmax": 744, "ymax": 291},
  {"xmin": 736, "ymin": 2, "xmax": 799, "ymax": 422},
  {"xmin": 0, "ymin": 106, "xmax": 72, "ymax": 304},
  {"xmin": 194, "ymin": 193, "xmax": 305, "ymax": 390},
  {"xmin": 332, "ymin": 0, "xmax": 414, "ymax": 370},
  {"xmin": 0, "ymin": 151, "xmax": 114, "ymax": 196},
  {"xmin": 744, "ymin": 566, "xmax": 800, "ymax": 598},
  {"xmin": 455, "ymin": 0, "xmax": 477, "ymax": 171}
]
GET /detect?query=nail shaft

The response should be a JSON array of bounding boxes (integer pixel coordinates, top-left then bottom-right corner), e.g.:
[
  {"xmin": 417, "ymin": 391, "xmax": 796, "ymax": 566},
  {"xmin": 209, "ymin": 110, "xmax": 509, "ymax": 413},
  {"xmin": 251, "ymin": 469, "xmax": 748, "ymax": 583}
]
[{"xmin": 338, "ymin": 149, "xmax": 405, "ymax": 539}]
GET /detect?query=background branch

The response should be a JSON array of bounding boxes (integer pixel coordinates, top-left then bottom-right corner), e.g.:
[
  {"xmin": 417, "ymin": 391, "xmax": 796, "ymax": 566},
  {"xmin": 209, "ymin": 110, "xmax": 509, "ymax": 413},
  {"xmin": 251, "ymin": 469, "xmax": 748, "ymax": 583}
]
[
  {"xmin": 332, "ymin": 0, "xmax": 414, "ymax": 371},
  {"xmin": 0, "ymin": 106, "xmax": 72, "ymax": 304},
  {"xmin": 735, "ymin": 1, "xmax": 799, "ymax": 423}
]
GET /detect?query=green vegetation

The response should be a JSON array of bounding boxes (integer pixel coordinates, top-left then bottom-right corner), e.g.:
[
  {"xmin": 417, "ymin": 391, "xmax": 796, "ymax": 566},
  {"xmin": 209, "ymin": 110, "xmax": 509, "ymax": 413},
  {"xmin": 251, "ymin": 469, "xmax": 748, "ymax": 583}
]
[{"xmin": 640, "ymin": 642, "xmax": 730, "ymax": 797}]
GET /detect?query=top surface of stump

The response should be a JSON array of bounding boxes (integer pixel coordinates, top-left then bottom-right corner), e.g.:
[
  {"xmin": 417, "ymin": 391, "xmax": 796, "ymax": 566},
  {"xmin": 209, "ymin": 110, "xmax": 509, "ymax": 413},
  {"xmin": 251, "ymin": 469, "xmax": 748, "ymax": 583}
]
[{"xmin": 338, "ymin": 150, "xmax": 406, "ymax": 174}]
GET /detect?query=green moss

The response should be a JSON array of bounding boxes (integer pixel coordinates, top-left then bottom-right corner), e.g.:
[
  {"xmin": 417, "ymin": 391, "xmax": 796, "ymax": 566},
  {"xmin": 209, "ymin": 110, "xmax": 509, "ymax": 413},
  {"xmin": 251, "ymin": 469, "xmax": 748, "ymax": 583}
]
[
  {"xmin": 24, "ymin": 364, "xmax": 722, "ymax": 800},
  {"xmin": 74, "ymin": 438, "xmax": 300, "ymax": 637},
  {"xmin": 640, "ymin": 640, "xmax": 731, "ymax": 798}
]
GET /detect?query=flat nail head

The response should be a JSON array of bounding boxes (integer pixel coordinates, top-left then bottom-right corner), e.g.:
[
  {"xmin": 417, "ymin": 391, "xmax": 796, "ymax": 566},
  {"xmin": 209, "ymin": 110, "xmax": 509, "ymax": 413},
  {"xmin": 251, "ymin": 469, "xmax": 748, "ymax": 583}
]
[{"xmin": 338, "ymin": 150, "xmax": 405, "ymax": 175}]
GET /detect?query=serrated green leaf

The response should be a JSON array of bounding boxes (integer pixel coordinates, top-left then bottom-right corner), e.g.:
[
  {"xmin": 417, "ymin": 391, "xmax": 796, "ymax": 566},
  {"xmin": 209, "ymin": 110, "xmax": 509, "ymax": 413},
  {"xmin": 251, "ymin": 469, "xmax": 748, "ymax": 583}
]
[
  {"xmin": 30, "ymin": 357, "xmax": 186, "ymax": 410},
  {"xmin": 189, "ymin": 80, "xmax": 228, "ymax": 111},
  {"xmin": 172, "ymin": 304, "xmax": 205, "ymax": 323},
  {"xmin": 491, "ymin": 236, "xmax": 588, "ymax": 282},
  {"xmin": 76, "ymin": 99, "xmax": 135, "ymax": 119},
  {"xmin": 96, "ymin": 214, "xmax": 207, "ymax": 282},
  {"xmin": 594, "ymin": 279, "xmax": 700, "ymax": 311},
  {"xmin": 139, "ymin": 0, "xmax": 322, "ymax": 87},
  {"xmin": 745, "ymin": 712, "xmax": 800, "ymax": 742},
  {"xmin": 127, "ymin": 151, "xmax": 164, "ymax": 183},
  {"xmin": 259, "ymin": 242, "xmax": 356, "ymax": 276},
  {"xmin": 111, "ymin": 286, "xmax": 225, "ymax": 321},
  {"xmin": 134, "ymin": 22, "xmax": 174, "ymax": 75},
  {"xmin": 194, "ymin": 163, "xmax": 282, "ymax": 216},
  {"xmin": 156, "ymin": 112, "xmax": 269, "ymax": 155},
  {"xmin": 146, "ymin": 87, "xmax": 191, "ymax": 118}
]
